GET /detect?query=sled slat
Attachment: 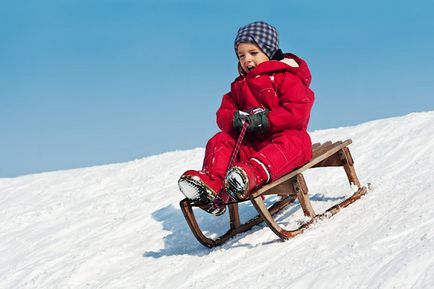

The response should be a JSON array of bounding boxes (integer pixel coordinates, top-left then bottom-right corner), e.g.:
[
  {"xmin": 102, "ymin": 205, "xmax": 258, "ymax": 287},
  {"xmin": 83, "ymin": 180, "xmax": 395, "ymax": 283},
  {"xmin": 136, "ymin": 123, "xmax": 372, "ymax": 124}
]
[
  {"xmin": 312, "ymin": 141, "xmax": 342, "ymax": 158},
  {"xmin": 312, "ymin": 142, "xmax": 321, "ymax": 150}
]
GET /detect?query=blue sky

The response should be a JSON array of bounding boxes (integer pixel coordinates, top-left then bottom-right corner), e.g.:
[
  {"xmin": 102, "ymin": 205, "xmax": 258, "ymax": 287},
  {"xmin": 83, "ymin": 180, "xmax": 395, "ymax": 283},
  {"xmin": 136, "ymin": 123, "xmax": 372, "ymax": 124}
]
[{"xmin": 1, "ymin": 0, "xmax": 433, "ymax": 177}]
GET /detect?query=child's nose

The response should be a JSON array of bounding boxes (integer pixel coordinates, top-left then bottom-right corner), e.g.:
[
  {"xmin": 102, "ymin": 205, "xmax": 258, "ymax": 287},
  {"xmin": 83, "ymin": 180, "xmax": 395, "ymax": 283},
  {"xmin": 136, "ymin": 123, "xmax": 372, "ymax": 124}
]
[
  {"xmin": 244, "ymin": 54, "xmax": 252, "ymax": 62},
  {"xmin": 244, "ymin": 57, "xmax": 253, "ymax": 64}
]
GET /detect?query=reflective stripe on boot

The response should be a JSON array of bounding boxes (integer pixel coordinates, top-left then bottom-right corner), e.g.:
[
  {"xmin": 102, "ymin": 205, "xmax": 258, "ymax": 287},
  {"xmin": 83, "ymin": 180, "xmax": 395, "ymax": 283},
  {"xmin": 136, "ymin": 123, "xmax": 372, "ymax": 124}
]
[{"xmin": 225, "ymin": 159, "xmax": 271, "ymax": 201}]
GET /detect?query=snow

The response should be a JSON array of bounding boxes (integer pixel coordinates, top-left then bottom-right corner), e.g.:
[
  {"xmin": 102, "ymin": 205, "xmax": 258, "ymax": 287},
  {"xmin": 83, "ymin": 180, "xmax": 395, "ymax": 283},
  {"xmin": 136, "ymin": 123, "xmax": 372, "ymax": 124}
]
[{"xmin": 1, "ymin": 111, "xmax": 434, "ymax": 289}]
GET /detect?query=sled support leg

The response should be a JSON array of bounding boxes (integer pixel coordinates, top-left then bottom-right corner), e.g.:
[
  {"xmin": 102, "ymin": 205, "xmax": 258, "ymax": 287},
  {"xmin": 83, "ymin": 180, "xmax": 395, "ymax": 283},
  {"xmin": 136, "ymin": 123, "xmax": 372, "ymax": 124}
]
[
  {"xmin": 340, "ymin": 147, "xmax": 362, "ymax": 188},
  {"xmin": 229, "ymin": 203, "xmax": 241, "ymax": 229},
  {"xmin": 293, "ymin": 174, "xmax": 315, "ymax": 218}
]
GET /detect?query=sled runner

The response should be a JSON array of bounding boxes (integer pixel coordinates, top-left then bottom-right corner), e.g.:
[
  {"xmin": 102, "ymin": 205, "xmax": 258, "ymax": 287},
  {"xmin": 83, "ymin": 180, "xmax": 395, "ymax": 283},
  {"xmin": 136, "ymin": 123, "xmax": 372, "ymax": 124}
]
[{"xmin": 180, "ymin": 139, "xmax": 368, "ymax": 248}]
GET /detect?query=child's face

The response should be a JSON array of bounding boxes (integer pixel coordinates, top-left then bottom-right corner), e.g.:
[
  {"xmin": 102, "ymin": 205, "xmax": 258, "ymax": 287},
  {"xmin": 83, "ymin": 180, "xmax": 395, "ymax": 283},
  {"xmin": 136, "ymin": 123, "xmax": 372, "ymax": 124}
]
[{"xmin": 237, "ymin": 42, "xmax": 270, "ymax": 73}]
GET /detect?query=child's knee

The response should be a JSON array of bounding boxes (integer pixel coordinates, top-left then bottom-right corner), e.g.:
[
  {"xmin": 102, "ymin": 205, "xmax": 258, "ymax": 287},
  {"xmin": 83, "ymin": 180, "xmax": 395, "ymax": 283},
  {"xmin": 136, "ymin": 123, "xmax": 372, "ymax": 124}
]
[{"xmin": 206, "ymin": 131, "xmax": 236, "ymax": 149}]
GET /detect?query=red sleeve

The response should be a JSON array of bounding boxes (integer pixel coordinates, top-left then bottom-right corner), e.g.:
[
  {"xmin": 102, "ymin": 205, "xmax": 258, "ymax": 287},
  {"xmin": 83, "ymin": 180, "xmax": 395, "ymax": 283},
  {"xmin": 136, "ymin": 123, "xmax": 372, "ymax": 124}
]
[
  {"xmin": 216, "ymin": 92, "xmax": 238, "ymax": 134},
  {"xmin": 267, "ymin": 73, "xmax": 314, "ymax": 133}
]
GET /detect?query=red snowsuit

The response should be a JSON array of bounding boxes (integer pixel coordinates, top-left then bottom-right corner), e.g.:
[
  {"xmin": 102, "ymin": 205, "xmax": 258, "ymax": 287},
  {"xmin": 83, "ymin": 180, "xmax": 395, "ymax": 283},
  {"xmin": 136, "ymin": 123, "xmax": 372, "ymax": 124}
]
[{"xmin": 202, "ymin": 53, "xmax": 314, "ymax": 188}]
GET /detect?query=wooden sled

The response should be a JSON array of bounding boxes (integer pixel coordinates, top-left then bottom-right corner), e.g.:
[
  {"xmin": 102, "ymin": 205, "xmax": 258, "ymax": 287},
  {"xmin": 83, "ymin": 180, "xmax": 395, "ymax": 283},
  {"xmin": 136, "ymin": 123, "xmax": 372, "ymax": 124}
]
[{"xmin": 180, "ymin": 139, "xmax": 368, "ymax": 248}]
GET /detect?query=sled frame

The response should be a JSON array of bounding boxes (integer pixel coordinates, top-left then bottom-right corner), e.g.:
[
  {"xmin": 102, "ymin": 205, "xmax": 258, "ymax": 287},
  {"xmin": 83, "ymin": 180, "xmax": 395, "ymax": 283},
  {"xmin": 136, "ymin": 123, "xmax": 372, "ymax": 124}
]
[{"xmin": 180, "ymin": 139, "xmax": 368, "ymax": 248}]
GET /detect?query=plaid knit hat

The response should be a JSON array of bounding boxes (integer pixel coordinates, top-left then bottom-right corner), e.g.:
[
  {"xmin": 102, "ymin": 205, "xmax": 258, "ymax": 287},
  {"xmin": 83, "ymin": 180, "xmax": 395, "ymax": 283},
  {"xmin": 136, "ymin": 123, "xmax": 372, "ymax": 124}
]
[{"xmin": 234, "ymin": 21, "xmax": 279, "ymax": 59}]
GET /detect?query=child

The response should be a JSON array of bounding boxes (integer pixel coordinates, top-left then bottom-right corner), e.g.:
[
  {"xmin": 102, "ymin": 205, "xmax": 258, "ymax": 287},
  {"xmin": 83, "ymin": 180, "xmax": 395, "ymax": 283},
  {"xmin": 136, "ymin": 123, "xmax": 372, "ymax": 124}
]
[{"xmin": 178, "ymin": 21, "xmax": 314, "ymax": 215}]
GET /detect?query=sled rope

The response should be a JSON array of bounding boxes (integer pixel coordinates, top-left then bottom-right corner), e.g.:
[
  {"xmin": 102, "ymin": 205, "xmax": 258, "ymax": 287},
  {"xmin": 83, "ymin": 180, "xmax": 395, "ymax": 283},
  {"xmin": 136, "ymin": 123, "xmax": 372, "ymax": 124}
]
[
  {"xmin": 212, "ymin": 121, "xmax": 249, "ymax": 209},
  {"xmin": 227, "ymin": 120, "xmax": 249, "ymax": 173}
]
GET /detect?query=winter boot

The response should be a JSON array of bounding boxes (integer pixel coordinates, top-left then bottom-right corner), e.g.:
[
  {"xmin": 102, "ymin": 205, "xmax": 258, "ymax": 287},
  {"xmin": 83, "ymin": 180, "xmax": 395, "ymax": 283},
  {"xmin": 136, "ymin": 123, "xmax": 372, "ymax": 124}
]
[
  {"xmin": 225, "ymin": 158, "xmax": 271, "ymax": 201},
  {"xmin": 178, "ymin": 170, "xmax": 226, "ymax": 216}
]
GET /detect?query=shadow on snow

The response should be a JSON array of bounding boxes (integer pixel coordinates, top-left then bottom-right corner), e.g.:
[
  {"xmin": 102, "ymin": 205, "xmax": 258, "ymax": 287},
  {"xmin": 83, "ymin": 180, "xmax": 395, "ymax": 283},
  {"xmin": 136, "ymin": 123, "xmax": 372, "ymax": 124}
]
[{"xmin": 143, "ymin": 193, "xmax": 346, "ymax": 258}]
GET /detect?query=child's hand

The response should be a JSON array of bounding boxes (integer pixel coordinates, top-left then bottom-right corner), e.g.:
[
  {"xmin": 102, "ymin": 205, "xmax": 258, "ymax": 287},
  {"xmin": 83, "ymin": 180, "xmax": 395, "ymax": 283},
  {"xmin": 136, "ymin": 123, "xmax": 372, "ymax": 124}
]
[
  {"xmin": 245, "ymin": 108, "xmax": 269, "ymax": 134},
  {"xmin": 233, "ymin": 110, "xmax": 249, "ymax": 131},
  {"xmin": 233, "ymin": 108, "xmax": 269, "ymax": 134}
]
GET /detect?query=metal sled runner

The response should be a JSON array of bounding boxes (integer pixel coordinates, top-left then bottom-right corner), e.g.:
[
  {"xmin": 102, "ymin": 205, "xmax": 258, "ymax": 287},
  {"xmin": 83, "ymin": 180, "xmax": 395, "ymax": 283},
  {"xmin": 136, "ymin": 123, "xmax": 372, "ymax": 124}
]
[{"xmin": 180, "ymin": 139, "xmax": 368, "ymax": 248}]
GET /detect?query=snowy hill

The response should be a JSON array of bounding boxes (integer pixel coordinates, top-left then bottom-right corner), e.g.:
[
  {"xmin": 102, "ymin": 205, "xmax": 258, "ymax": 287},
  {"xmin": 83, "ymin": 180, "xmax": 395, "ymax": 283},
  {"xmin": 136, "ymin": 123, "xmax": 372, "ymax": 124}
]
[{"xmin": 1, "ymin": 111, "xmax": 433, "ymax": 289}]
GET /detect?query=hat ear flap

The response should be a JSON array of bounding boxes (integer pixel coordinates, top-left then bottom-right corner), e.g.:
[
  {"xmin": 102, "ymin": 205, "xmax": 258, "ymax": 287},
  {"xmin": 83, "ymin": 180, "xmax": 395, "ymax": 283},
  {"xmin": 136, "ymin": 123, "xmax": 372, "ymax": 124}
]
[{"xmin": 238, "ymin": 62, "xmax": 247, "ymax": 76}]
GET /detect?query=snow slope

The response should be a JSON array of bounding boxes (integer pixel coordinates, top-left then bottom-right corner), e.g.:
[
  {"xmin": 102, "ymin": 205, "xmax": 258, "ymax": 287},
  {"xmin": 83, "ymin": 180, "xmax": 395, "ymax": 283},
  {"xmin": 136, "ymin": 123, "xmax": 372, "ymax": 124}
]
[{"xmin": 1, "ymin": 111, "xmax": 433, "ymax": 289}]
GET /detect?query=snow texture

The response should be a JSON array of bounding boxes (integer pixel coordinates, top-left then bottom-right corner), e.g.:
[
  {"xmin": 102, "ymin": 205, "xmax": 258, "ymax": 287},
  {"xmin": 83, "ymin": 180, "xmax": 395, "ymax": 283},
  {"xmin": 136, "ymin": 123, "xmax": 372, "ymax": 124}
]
[{"xmin": 1, "ymin": 111, "xmax": 433, "ymax": 289}]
